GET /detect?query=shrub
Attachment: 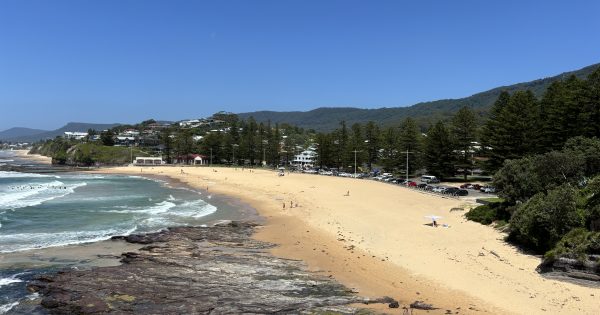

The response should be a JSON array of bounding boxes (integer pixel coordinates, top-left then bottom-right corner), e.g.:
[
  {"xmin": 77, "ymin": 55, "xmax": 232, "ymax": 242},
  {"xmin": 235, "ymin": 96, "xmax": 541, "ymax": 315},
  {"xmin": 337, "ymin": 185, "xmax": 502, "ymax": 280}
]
[
  {"xmin": 509, "ymin": 185, "xmax": 584, "ymax": 252},
  {"xmin": 466, "ymin": 205, "xmax": 496, "ymax": 225},
  {"xmin": 545, "ymin": 228, "xmax": 600, "ymax": 262}
]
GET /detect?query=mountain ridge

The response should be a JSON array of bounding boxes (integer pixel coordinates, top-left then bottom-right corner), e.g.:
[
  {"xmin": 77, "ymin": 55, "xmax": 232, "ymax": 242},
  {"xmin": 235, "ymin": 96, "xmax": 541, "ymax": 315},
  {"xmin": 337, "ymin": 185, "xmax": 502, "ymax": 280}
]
[
  {"xmin": 0, "ymin": 122, "xmax": 121, "ymax": 143},
  {"xmin": 238, "ymin": 62, "xmax": 600, "ymax": 131}
]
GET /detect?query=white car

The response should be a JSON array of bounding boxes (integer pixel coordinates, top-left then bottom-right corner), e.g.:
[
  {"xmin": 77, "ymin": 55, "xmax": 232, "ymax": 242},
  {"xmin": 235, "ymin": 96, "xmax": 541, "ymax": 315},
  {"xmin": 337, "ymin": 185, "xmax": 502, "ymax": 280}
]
[
  {"xmin": 481, "ymin": 186, "xmax": 496, "ymax": 193},
  {"xmin": 431, "ymin": 186, "xmax": 447, "ymax": 193}
]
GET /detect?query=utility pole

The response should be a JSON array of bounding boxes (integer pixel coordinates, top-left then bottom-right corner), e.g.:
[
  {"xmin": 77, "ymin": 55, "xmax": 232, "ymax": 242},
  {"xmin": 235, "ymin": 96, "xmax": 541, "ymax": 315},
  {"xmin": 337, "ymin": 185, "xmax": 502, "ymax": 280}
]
[
  {"xmin": 352, "ymin": 150, "xmax": 361, "ymax": 177},
  {"xmin": 232, "ymin": 144, "xmax": 238, "ymax": 166},
  {"xmin": 210, "ymin": 147, "xmax": 213, "ymax": 166},
  {"xmin": 401, "ymin": 150, "xmax": 413, "ymax": 184}
]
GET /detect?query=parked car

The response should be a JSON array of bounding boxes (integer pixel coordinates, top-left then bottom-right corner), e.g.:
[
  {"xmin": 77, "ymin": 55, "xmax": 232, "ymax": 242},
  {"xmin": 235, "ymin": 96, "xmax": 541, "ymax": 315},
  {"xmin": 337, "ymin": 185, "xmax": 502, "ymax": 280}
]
[
  {"xmin": 445, "ymin": 187, "xmax": 460, "ymax": 195},
  {"xmin": 417, "ymin": 183, "xmax": 428, "ymax": 189},
  {"xmin": 471, "ymin": 184, "xmax": 482, "ymax": 190},
  {"xmin": 420, "ymin": 175, "xmax": 440, "ymax": 183},
  {"xmin": 432, "ymin": 186, "xmax": 446, "ymax": 193},
  {"xmin": 481, "ymin": 186, "xmax": 496, "ymax": 193},
  {"xmin": 455, "ymin": 189, "xmax": 469, "ymax": 196},
  {"xmin": 460, "ymin": 183, "xmax": 474, "ymax": 189},
  {"xmin": 406, "ymin": 181, "xmax": 417, "ymax": 187}
]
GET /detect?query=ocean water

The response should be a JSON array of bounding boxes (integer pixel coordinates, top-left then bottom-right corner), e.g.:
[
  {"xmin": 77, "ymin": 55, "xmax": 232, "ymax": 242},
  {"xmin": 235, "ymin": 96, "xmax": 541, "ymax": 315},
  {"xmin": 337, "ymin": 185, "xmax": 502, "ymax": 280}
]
[{"xmin": 0, "ymin": 150, "xmax": 222, "ymax": 314}]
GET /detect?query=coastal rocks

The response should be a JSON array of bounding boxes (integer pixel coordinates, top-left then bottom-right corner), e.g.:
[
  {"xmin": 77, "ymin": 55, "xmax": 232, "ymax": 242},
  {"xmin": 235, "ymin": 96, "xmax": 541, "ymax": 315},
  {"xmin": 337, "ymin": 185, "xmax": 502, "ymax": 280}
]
[
  {"xmin": 410, "ymin": 300, "xmax": 437, "ymax": 310},
  {"xmin": 537, "ymin": 255, "xmax": 600, "ymax": 285},
  {"xmin": 29, "ymin": 222, "xmax": 394, "ymax": 314}
]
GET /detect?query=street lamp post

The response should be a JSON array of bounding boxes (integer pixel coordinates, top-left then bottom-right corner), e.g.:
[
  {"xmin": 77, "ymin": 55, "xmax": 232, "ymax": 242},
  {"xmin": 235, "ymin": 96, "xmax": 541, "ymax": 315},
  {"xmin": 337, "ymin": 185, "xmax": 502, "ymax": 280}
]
[
  {"xmin": 352, "ymin": 150, "xmax": 361, "ymax": 177},
  {"xmin": 401, "ymin": 150, "xmax": 413, "ymax": 184},
  {"xmin": 232, "ymin": 144, "xmax": 238, "ymax": 165}
]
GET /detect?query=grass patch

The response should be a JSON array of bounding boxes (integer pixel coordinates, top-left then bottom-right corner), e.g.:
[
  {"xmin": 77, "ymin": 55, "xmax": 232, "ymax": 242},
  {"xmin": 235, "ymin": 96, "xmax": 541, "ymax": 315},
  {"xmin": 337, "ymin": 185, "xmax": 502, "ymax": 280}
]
[{"xmin": 479, "ymin": 197, "xmax": 505, "ymax": 203}]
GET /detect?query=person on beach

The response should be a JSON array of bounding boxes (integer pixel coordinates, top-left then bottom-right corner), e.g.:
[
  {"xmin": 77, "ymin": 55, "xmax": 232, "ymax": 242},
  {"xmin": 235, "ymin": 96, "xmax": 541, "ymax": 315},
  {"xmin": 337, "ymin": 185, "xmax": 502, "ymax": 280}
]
[
  {"xmin": 433, "ymin": 220, "xmax": 438, "ymax": 227},
  {"xmin": 283, "ymin": 202, "xmax": 285, "ymax": 209},
  {"xmin": 344, "ymin": 190, "xmax": 350, "ymax": 196}
]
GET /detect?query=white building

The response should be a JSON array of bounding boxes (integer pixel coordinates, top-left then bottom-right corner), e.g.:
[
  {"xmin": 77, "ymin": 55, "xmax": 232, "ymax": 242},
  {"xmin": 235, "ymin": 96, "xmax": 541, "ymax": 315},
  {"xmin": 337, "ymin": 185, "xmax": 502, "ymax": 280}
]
[
  {"xmin": 63, "ymin": 132, "xmax": 88, "ymax": 140},
  {"xmin": 134, "ymin": 157, "xmax": 164, "ymax": 166},
  {"xmin": 292, "ymin": 150, "xmax": 317, "ymax": 168}
]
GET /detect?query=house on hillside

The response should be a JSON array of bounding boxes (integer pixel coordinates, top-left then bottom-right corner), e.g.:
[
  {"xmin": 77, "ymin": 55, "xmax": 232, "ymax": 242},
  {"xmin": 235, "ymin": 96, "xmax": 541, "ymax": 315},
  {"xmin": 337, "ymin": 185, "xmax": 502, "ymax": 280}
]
[{"xmin": 63, "ymin": 132, "xmax": 88, "ymax": 140}]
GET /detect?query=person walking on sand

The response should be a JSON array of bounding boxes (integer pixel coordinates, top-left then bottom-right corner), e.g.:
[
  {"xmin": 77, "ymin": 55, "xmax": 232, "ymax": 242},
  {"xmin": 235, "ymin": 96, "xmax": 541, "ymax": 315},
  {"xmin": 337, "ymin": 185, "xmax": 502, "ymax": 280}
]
[
  {"xmin": 345, "ymin": 190, "xmax": 350, "ymax": 196},
  {"xmin": 283, "ymin": 202, "xmax": 285, "ymax": 209}
]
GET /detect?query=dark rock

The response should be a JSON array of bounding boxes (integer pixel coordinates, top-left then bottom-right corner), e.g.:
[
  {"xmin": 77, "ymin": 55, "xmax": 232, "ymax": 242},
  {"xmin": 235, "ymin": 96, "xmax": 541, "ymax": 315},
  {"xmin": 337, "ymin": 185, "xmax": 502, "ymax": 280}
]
[
  {"xmin": 388, "ymin": 300, "xmax": 400, "ymax": 308},
  {"xmin": 410, "ymin": 300, "xmax": 436, "ymax": 310},
  {"xmin": 537, "ymin": 256, "xmax": 600, "ymax": 286},
  {"xmin": 32, "ymin": 222, "xmax": 389, "ymax": 314}
]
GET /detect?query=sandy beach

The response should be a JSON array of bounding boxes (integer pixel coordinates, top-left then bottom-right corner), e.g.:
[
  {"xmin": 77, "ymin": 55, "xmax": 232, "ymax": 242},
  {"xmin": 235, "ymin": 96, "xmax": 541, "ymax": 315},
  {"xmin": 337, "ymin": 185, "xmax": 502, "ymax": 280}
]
[
  {"xmin": 88, "ymin": 166, "xmax": 599, "ymax": 314},
  {"xmin": 12, "ymin": 150, "xmax": 52, "ymax": 165}
]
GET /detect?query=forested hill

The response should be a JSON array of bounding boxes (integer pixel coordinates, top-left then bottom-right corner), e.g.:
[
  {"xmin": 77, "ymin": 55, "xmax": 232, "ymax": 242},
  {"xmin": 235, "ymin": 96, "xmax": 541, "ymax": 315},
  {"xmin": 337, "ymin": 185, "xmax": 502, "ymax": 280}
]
[
  {"xmin": 0, "ymin": 122, "xmax": 120, "ymax": 143},
  {"xmin": 239, "ymin": 62, "xmax": 600, "ymax": 131}
]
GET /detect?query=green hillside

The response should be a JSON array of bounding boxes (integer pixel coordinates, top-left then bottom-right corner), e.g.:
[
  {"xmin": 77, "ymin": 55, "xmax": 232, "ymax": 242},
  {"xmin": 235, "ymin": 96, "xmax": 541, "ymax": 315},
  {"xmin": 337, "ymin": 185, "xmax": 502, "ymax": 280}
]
[{"xmin": 239, "ymin": 63, "xmax": 600, "ymax": 131}]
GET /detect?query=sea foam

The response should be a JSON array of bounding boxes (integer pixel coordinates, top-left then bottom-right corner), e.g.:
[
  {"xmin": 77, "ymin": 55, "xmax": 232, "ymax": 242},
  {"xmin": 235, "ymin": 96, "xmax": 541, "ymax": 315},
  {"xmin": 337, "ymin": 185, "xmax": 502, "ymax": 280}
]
[
  {"xmin": 0, "ymin": 181, "xmax": 87, "ymax": 210},
  {"xmin": 0, "ymin": 226, "xmax": 138, "ymax": 253}
]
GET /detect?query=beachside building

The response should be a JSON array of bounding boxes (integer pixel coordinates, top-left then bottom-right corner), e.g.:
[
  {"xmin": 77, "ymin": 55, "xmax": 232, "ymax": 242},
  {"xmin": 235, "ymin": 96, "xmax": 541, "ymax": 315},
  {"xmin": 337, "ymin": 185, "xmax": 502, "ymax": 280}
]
[
  {"xmin": 134, "ymin": 156, "xmax": 164, "ymax": 166},
  {"xmin": 292, "ymin": 149, "xmax": 317, "ymax": 168},
  {"xmin": 172, "ymin": 154, "xmax": 208, "ymax": 165}
]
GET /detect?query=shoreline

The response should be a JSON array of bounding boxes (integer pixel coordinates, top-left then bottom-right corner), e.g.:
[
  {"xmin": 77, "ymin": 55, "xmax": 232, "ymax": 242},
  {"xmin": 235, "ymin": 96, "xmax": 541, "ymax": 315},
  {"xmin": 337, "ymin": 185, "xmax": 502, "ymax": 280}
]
[
  {"xmin": 92, "ymin": 165, "xmax": 600, "ymax": 315},
  {"xmin": 92, "ymin": 166, "xmax": 499, "ymax": 314},
  {"xmin": 10, "ymin": 149, "xmax": 52, "ymax": 165}
]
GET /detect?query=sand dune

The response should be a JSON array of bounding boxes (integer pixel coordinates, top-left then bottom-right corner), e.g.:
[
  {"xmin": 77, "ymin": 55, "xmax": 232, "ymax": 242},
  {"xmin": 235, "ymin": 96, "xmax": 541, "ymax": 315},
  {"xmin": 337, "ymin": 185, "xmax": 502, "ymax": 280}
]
[{"xmin": 98, "ymin": 166, "xmax": 600, "ymax": 314}]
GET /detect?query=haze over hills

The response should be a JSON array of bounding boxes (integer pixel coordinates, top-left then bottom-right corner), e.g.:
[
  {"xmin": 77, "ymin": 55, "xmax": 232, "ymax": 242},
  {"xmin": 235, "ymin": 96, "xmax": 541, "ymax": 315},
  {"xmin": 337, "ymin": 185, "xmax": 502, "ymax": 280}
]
[
  {"xmin": 239, "ymin": 62, "xmax": 600, "ymax": 131},
  {"xmin": 0, "ymin": 127, "xmax": 48, "ymax": 139},
  {"xmin": 0, "ymin": 122, "xmax": 121, "ymax": 143}
]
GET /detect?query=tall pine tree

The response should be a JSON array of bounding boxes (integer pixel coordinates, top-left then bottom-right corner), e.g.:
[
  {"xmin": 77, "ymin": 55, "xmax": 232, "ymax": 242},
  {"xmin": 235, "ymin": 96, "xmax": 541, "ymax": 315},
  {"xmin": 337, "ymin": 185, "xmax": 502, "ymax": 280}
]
[
  {"xmin": 451, "ymin": 107, "xmax": 477, "ymax": 179},
  {"xmin": 424, "ymin": 121, "xmax": 455, "ymax": 179}
]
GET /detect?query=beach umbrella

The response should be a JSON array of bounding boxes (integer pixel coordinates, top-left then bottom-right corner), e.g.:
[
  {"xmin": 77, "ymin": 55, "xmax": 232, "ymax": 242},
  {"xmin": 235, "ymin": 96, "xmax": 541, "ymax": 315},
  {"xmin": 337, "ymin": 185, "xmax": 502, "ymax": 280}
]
[{"xmin": 424, "ymin": 215, "xmax": 442, "ymax": 221}]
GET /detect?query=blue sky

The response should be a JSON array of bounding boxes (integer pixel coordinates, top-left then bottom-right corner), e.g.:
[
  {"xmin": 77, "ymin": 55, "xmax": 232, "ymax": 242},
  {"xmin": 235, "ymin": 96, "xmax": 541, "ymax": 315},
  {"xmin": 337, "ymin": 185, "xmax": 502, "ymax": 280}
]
[{"xmin": 1, "ymin": 0, "xmax": 599, "ymax": 130}]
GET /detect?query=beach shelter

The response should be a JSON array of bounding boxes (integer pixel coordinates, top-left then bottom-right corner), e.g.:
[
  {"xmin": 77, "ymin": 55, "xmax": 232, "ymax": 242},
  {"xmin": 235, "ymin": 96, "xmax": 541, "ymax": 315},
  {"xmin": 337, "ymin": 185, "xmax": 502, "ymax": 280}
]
[{"xmin": 424, "ymin": 215, "xmax": 442, "ymax": 226}]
